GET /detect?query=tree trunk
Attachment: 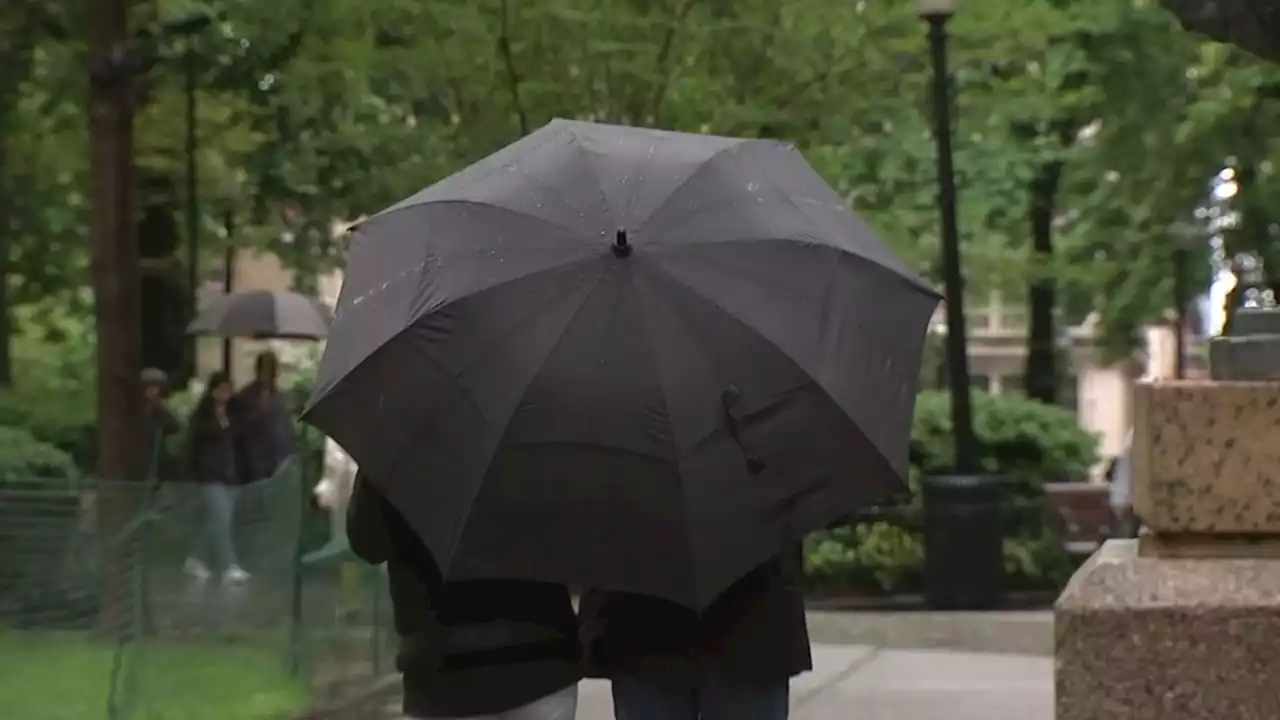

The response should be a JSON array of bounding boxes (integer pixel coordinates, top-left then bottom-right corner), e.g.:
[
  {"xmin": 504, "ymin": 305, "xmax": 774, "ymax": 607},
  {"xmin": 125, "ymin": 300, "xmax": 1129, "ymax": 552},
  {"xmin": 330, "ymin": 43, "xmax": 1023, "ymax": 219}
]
[
  {"xmin": 89, "ymin": 0, "xmax": 145, "ymax": 639},
  {"xmin": 1024, "ymin": 161, "xmax": 1063, "ymax": 404},
  {"xmin": 0, "ymin": 138, "xmax": 13, "ymax": 388}
]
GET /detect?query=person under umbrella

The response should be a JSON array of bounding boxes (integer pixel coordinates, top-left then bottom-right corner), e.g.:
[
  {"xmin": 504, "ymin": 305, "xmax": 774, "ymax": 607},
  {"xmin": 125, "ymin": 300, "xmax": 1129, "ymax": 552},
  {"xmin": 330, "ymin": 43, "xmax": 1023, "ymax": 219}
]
[
  {"xmin": 183, "ymin": 371, "xmax": 253, "ymax": 583},
  {"xmin": 347, "ymin": 473, "xmax": 581, "ymax": 720},
  {"xmin": 303, "ymin": 119, "xmax": 940, "ymax": 609},
  {"xmin": 235, "ymin": 351, "xmax": 296, "ymax": 483}
]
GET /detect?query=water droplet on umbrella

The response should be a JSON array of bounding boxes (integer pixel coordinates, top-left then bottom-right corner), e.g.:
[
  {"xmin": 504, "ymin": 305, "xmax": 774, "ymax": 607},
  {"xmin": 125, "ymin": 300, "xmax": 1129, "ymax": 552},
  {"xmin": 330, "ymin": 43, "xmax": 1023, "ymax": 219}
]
[{"xmin": 747, "ymin": 182, "xmax": 759, "ymax": 192}]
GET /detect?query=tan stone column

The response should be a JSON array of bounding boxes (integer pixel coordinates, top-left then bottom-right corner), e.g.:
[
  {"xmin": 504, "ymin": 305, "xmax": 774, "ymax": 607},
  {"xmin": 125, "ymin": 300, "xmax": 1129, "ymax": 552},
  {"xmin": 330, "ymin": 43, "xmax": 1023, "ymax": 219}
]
[{"xmin": 1055, "ymin": 307, "xmax": 1280, "ymax": 720}]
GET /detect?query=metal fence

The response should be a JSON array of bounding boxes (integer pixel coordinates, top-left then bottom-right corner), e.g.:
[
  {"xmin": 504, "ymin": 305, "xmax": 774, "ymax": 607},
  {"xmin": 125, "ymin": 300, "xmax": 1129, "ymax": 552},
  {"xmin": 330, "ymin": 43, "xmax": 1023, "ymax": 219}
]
[{"xmin": 0, "ymin": 457, "xmax": 396, "ymax": 720}]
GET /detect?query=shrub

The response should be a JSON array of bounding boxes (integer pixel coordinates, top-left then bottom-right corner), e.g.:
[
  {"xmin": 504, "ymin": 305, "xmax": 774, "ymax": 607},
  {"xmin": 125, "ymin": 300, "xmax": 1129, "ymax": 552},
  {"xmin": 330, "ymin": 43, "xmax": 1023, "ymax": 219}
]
[
  {"xmin": 0, "ymin": 425, "xmax": 80, "ymax": 486},
  {"xmin": 804, "ymin": 522, "xmax": 924, "ymax": 594},
  {"xmin": 0, "ymin": 391, "xmax": 96, "ymax": 472},
  {"xmin": 803, "ymin": 390, "xmax": 1099, "ymax": 595}
]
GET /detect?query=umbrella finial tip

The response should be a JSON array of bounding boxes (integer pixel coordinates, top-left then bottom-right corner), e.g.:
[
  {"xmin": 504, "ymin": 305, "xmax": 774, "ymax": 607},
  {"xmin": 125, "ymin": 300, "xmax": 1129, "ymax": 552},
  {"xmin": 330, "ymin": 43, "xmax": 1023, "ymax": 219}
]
[{"xmin": 613, "ymin": 228, "xmax": 632, "ymax": 258}]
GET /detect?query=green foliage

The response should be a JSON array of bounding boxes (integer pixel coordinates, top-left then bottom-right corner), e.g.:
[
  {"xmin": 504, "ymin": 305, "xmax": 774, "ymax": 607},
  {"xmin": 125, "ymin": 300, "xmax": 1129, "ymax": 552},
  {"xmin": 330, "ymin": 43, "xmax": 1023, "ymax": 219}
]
[
  {"xmin": 910, "ymin": 390, "xmax": 1099, "ymax": 493},
  {"xmin": 804, "ymin": 523, "xmax": 924, "ymax": 594},
  {"xmin": 805, "ymin": 390, "xmax": 1097, "ymax": 595},
  {"xmin": 0, "ymin": 425, "xmax": 79, "ymax": 485}
]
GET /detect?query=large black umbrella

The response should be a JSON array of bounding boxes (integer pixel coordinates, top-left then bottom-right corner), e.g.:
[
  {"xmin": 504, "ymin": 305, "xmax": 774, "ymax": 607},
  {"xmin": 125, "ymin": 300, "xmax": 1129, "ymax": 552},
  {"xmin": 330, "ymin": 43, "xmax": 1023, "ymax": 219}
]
[
  {"xmin": 188, "ymin": 289, "xmax": 332, "ymax": 340},
  {"xmin": 303, "ymin": 119, "xmax": 940, "ymax": 608}
]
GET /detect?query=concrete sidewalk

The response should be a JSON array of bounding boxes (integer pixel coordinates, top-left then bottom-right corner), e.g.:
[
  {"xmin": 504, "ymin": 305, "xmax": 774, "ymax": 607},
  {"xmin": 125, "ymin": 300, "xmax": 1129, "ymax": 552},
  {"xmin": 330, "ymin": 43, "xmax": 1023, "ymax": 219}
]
[{"xmin": 576, "ymin": 644, "xmax": 1053, "ymax": 720}]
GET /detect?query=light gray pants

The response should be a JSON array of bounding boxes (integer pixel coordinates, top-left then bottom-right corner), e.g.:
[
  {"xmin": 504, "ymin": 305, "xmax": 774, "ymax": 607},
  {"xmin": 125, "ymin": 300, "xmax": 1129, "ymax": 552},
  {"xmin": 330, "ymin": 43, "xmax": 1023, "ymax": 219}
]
[
  {"xmin": 195, "ymin": 483, "xmax": 241, "ymax": 570},
  {"xmin": 409, "ymin": 684, "xmax": 578, "ymax": 720}
]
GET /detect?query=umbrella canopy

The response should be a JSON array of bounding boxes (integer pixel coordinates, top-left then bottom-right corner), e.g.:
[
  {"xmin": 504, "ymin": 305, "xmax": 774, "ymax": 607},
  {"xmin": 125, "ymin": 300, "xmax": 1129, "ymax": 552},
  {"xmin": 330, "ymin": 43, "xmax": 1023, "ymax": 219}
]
[
  {"xmin": 188, "ymin": 290, "xmax": 332, "ymax": 340},
  {"xmin": 303, "ymin": 119, "xmax": 940, "ymax": 608}
]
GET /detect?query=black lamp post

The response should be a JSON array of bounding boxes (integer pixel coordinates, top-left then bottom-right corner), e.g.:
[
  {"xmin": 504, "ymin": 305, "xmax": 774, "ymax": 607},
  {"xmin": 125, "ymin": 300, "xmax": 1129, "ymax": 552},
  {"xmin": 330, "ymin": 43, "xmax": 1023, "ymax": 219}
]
[
  {"xmin": 160, "ymin": 11, "xmax": 214, "ymax": 381},
  {"xmin": 918, "ymin": 0, "xmax": 978, "ymax": 473}
]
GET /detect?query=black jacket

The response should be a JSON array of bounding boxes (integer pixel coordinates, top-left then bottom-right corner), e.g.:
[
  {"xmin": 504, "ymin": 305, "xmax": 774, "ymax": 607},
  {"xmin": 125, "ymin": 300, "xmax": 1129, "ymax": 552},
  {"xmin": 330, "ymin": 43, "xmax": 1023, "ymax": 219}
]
[
  {"xmin": 185, "ymin": 400, "xmax": 252, "ymax": 485},
  {"xmin": 580, "ymin": 546, "xmax": 812, "ymax": 684},
  {"xmin": 346, "ymin": 474, "xmax": 581, "ymax": 718},
  {"xmin": 233, "ymin": 382, "xmax": 296, "ymax": 480}
]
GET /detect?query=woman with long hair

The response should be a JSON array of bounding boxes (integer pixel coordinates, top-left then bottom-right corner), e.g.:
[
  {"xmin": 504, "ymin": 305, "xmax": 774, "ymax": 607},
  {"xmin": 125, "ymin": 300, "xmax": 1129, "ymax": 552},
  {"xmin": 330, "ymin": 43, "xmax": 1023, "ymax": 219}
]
[{"xmin": 183, "ymin": 371, "xmax": 251, "ymax": 583}]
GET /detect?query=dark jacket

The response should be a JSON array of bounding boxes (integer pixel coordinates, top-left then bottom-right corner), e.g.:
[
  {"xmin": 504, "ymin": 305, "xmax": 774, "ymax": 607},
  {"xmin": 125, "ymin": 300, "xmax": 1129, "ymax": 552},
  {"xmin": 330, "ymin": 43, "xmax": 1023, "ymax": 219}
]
[
  {"xmin": 580, "ymin": 546, "xmax": 812, "ymax": 684},
  {"xmin": 143, "ymin": 401, "xmax": 180, "ymax": 481},
  {"xmin": 185, "ymin": 399, "xmax": 251, "ymax": 485},
  {"xmin": 233, "ymin": 381, "xmax": 296, "ymax": 480},
  {"xmin": 347, "ymin": 474, "xmax": 581, "ymax": 718}
]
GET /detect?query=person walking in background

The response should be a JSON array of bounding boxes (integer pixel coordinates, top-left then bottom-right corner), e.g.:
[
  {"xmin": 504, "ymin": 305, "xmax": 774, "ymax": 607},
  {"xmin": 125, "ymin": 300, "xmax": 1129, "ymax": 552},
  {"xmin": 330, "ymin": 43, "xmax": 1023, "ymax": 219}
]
[
  {"xmin": 183, "ymin": 371, "xmax": 252, "ymax": 583},
  {"xmin": 346, "ymin": 473, "xmax": 581, "ymax": 720},
  {"xmin": 236, "ymin": 351, "xmax": 296, "ymax": 482},
  {"xmin": 1109, "ymin": 428, "xmax": 1136, "ymax": 539},
  {"xmin": 581, "ymin": 546, "xmax": 811, "ymax": 720},
  {"xmin": 141, "ymin": 367, "xmax": 180, "ymax": 482}
]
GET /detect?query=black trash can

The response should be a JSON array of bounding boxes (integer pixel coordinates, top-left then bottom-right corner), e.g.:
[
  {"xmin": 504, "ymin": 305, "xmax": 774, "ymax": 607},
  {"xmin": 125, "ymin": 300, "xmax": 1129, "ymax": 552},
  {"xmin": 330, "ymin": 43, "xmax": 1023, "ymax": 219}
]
[{"xmin": 922, "ymin": 474, "xmax": 1005, "ymax": 610}]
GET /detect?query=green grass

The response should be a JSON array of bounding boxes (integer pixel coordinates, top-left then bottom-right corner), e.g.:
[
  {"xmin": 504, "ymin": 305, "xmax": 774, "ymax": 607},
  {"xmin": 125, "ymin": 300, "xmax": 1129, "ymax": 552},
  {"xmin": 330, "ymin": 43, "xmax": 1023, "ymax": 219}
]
[{"xmin": 0, "ymin": 629, "xmax": 310, "ymax": 720}]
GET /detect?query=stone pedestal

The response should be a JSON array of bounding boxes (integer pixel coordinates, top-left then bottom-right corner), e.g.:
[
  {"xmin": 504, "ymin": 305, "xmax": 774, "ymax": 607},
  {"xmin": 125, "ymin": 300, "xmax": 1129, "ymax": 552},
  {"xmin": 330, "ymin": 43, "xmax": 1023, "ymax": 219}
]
[
  {"xmin": 1057, "ymin": 541, "xmax": 1280, "ymax": 719},
  {"xmin": 1055, "ymin": 307, "xmax": 1280, "ymax": 719}
]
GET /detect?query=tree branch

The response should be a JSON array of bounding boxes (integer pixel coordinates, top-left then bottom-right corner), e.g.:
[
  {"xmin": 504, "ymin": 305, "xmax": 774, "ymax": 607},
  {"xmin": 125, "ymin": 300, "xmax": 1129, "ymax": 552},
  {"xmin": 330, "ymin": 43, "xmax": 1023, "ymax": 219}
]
[
  {"xmin": 645, "ymin": 0, "xmax": 700, "ymax": 124},
  {"xmin": 497, "ymin": 0, "xmax": 529, "ymax": 135}
]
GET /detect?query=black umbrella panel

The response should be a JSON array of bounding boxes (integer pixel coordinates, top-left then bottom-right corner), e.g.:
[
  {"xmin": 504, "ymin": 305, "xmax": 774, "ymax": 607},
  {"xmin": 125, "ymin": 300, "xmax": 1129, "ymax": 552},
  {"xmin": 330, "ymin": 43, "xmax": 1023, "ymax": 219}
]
[
  {"xmin": 188, "ymin": 289, "xmax": 333, "ymax": 340},
  {"xmin": 303, "ymin": 120, "xmax": 940, "ymax": 608}
]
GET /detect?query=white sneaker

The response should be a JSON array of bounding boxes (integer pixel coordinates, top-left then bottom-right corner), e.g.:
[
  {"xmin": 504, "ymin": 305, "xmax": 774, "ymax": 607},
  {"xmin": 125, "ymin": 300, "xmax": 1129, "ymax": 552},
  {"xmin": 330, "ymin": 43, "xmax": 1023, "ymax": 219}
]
[
  {"xmin": 183, "ymin": 558, "xmax": 211, "ymax": 581},
  {"xmin": 223, "ymin": 566, "xmax": 251, "ymax": 583}
]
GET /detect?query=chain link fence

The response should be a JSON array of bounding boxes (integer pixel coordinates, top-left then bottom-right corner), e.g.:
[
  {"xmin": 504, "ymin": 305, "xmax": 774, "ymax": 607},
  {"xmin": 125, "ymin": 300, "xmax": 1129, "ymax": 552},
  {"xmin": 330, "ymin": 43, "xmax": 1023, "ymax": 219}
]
[{"xmin": 0, "ymin": 456, "xmax": 396, "ymax": 720}]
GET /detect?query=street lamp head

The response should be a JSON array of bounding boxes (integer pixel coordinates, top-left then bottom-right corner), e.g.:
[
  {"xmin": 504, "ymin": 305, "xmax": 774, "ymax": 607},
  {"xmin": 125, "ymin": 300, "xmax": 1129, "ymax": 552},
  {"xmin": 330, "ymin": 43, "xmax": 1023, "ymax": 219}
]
[
  {"xmin": 160, "ymin": 9, "xmax": 214, "ymax": 37},
  {"xmin": 917, "ymin": 0, "xmax": 958, "ymax": 18}
]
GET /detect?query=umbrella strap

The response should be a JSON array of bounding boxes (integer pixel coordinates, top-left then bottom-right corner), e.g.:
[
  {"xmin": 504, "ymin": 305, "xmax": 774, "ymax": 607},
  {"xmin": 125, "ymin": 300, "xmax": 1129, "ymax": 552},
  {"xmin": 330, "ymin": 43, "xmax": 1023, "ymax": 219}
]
[{"xmin": 720, "ymin": 386, "xmax": 766, "ymax": 476}]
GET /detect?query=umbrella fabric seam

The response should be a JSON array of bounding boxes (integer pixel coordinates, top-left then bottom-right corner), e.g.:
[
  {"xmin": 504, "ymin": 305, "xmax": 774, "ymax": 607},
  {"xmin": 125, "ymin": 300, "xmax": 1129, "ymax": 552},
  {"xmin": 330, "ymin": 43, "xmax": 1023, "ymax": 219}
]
[
  {"xmin": 362, "ymin": 198, "xmax": 603, "ymax": 249},
  {"xmin": 303, "ymin": 255, "xmax": 603, "ymax": 416},
  {"xmin": 440, "ymin": 263, "xmax": 616, "ymax": 575},
  {"xmin": 630, "ymin": 265, "xmax": 700, "ymax": 601},
  {"xmin": 361, "ymin": 125, "xmax": 573, "ymax": 225},
  {"xmin": 646, "ymin": 236, "xmax": 940, "ymax": 301},
  {"xmin": 630, "ymin": 142, "xmax": 749, "ymax": 234},
  {"xmin": 639, "ymin": 260, "xmax": 902, "ymax": 476}
]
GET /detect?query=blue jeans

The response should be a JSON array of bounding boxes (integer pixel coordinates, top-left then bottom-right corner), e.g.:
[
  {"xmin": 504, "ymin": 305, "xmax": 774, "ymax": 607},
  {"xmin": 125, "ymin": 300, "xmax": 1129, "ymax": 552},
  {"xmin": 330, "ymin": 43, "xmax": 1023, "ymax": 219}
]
[
  {"xmin": 611, "ymin": 677, "xmax": 789, "ymax": 720},
  {"xmin": 194, "ymin": 483, "xmax": 240, "ymax": 570}
]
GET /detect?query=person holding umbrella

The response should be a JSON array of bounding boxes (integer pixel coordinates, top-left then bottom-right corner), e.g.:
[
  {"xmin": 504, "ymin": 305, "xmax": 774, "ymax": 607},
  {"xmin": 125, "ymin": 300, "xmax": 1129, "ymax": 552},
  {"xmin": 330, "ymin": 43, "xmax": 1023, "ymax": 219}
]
[
  {"xmin": 183, "ymin": 371, "xmax": 252, "ymax": 583},
  {"xmin": 346, "ymin": 473, "xmax": 581, "ymax": 720},
  {"xmin": 582, "ymin": 549, "xmax": 808, "ymax": 720},
  {"xmin": 302, "ymin": 120, "xmax": 940, "ymax": 713},
  {"xmin": 235, "ymin": 351, "xmax": 296, "ymax": 482}
]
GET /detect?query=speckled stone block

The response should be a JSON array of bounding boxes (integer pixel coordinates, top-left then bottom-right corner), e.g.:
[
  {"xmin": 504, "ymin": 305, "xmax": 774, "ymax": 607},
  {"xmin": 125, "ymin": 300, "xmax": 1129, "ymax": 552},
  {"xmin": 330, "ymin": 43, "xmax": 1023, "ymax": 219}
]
[
  {"xmin": 1130, "ymin": 379, "xmax": 1280, "ymax": 534},
  {"xmin": 1056, "ymin": 540, "xmax": 1280, "ymax": 720}
]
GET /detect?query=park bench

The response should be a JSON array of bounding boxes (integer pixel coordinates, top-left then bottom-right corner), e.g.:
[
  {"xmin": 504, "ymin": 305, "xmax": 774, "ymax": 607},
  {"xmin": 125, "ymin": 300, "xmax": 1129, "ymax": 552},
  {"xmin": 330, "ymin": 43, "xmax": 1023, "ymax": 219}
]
[{"xmin": 1043, "ymin": 482, "xmax": 1115, "ymax": 557}]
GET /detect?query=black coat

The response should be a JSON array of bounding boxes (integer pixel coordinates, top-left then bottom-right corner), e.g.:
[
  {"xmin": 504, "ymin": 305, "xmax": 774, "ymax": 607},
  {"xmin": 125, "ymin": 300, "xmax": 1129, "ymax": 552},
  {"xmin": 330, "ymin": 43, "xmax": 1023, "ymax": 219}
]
[
  {"xmin": 346, "ymin": 474, "xmax": 581, "ymax": 718},
  {"xmin": 185, "ymin": 400, "xmax": 252, "ymax": 485},
  {"xmin": 233, "ymin": 382, "xmax": 296, "ymax": 481},
  {"xmin": 579, "ymin": 546, "xmax": 812, "ymax": 684}
]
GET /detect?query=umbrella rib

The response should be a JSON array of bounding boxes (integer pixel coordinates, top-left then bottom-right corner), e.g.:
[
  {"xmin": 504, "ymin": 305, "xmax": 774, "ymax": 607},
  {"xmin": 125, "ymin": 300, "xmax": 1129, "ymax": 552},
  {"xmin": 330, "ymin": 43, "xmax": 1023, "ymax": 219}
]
[
  {"xmin": 641, "ymin": 260, "xmax": 903, "ymax": 475},
  {"xmin": 441, "ymin": 263, "xmax": 616, "ymax": 570},
  {"xmin": 630, "ymin": 270, "xmax": 700, "ymax": 602},
  {"xmin": 364, "ymin": 198, "xmax": 601, "ymax": 247},
  {"xmin": 741, "ymin": 153, "xmax": 933, "ymax": 292},
  {"xmin": 648, "ymin": 237, "xmax": 939, "ymax": 300},
  {"xmin": 565, "ymin": 133, "xmax": 624, "ymax": 228},
  {"xmin": 631, "ymin": 143, "xmax": 746, "ymax": 234},
  {"xmin": 305, "ymin": 256, "xmax": 603, "ymax": 413}
]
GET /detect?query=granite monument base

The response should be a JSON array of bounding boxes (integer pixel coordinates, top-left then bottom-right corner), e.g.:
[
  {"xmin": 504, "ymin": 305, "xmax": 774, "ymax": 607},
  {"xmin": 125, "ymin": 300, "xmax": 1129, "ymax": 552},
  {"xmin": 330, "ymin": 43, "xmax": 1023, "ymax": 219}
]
[{"xmin": 1056, "ymin": 539, "xmax": 1280, "ymax": 720}]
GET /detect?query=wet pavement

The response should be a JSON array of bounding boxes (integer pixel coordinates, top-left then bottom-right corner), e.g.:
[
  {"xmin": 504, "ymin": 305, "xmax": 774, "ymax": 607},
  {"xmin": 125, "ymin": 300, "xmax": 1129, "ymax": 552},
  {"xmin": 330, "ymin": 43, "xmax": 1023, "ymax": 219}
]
[{"xmin": 576, "ymin": 644, "xmax": 1053, "ymax": 720}]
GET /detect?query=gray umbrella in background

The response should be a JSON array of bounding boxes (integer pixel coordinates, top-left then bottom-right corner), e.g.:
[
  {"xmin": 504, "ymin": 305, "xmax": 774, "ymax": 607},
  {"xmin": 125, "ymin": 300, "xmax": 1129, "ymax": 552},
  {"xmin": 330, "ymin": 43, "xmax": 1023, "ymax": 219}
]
[{"xmin": 188, "ymin": 289, "xmax": 332, "ymax": 340}]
